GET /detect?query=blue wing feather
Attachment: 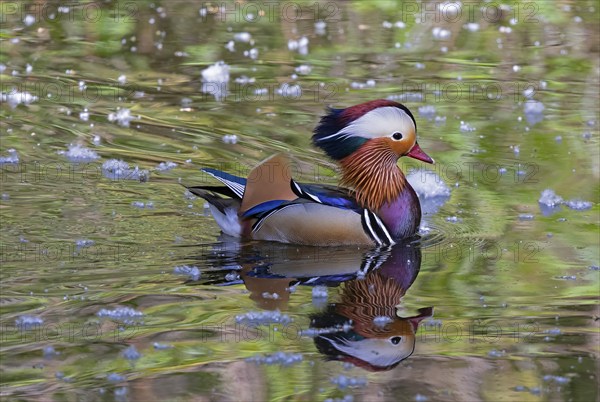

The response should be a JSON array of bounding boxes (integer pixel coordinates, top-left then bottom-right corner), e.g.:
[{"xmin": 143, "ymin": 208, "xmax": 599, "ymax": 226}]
[
  {"xmin": 201, "ymin": 168, "xmax": 246, "ymax": 198},
  {"xmin": 202, "ymin": 168, "xmax": 247, "ymax": 186},
  {"xmin": 201, "ymin": 168, "xmax": 362, "ymax": 214},
  {"xmin": 242, "ymin": 200, "xmax": 288, "ymax": 218},
  {"xmin": 292, "ymin": 181, "xmax": 362, "ymax": 212}
]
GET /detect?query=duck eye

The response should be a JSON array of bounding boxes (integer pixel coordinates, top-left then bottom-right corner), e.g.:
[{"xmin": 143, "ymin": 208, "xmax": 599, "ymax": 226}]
[
  {"xmin": 390, "ymin": 336, "xmax": 402, "ymax": 345},
  {"xmin": 392, "ymin": 132, "xmax": 403, "ymax": 140}
]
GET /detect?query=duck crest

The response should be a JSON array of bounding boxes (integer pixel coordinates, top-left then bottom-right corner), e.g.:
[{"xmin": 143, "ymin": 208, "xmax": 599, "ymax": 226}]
[
  {"xmin": 312, "ymin": 100, "xmax": 416, "ymax": 161},
  {"xmin": 339, "ymin": 140, "xmax": 406, "ymax": 212},
  {"xmin": 312, "ymin": 108, "xmax": 367, "ymax": 160}
]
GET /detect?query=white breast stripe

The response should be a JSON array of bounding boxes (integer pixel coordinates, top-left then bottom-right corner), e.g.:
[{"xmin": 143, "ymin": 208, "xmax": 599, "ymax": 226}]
[
  {"xmin": 363, "ymin": 209, "xmax": 383, "ymax": 246},
  {"xmin": 370, "ymin": 212, "xmax": 396, "ymax": 246}
]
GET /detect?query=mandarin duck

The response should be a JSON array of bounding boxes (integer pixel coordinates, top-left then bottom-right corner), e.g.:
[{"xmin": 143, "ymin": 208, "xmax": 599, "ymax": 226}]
[{"xmin": 187, "ymin": 100, "xmax": 433, "ymax": 246}]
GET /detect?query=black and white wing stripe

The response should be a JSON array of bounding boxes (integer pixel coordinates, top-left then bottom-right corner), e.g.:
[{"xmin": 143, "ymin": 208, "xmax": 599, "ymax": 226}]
[
  {"xmin": 202, "ymin": 168, "xmax": 245, "ymax": 199},
  {"xmin": 291, "ymin": 180, "xmax": 322, "ymax": 203},
  {"xmin": 290, "ymin": 180, "xmax": 358, "ymax": 211},
  {"xmin": 361, "ymin": 209, "xmax": 396, "ymax": 247}
]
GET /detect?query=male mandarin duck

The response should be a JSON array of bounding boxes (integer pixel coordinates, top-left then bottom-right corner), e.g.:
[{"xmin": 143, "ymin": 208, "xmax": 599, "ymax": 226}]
[{"xmin": 187, "ymin": 99, "xmax": 434, "ymax": 246}]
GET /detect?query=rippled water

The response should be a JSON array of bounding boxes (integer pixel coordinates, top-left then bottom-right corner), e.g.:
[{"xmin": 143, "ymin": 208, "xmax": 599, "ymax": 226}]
[{"xmin": 1, "ymin": 1, "xmax": 599, "ymax": 401}]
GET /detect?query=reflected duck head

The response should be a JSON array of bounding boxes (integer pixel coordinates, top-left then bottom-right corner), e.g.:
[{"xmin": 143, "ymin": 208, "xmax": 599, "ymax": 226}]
[
  {"xmin": 308, "ymin": 243, "xmax": 432, "ymax": 371},
  {"xmin": 313, "ymin": 306, "xmax": 433, "ymax": 371}
]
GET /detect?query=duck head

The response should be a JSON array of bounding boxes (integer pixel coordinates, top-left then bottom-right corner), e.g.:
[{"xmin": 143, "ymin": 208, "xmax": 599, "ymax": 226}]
[
  {"xmin": 312, "ymin": 100, "xmax": 434, "ymax": 210},
  {"xmin": 312, "ymin": 99, "xmax": 434, "ymax": 163}
]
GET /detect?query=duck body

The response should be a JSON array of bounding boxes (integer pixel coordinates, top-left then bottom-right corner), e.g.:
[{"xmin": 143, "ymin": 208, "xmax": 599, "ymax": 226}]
[
  {"xmin": 187, "ymin": 100, "xmax": 433, "ymax": 246},
  {"xmin": 378, "ymin": 184, "xmax": 422, "ymax": 240}
]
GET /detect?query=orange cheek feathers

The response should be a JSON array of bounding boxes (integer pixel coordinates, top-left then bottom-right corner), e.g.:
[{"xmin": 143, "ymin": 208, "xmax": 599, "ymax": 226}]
[{"xmin": 377, "ymin": 137, "xmax": 413, "ymax": 157}]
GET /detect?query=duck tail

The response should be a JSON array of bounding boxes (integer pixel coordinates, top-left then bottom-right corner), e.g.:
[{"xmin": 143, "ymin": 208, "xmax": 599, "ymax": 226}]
[{"xmin": 184, "ymin": 185, "xmax": 242, "ymax": 237}]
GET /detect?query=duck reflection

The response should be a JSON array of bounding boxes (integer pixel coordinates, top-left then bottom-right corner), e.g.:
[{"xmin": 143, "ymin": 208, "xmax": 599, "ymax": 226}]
[
  {"xmin": 200, "ymin": 239, "xmax": 433, "ymax": 371},
  {"xmin": 308, "ymin": 243, "xmax": 431, "ymax": 371}
]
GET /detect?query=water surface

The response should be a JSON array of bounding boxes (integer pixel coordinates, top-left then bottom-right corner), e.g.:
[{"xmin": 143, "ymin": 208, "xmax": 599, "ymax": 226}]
[{"xmin": 1, "ymin": 1, "xmax": 599, "ymax": 401}]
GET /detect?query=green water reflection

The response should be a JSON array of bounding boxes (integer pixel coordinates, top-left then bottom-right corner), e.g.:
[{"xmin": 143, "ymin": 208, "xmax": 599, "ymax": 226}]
[{"xmin": 1, "ymin": 1, "xmax": 598, "ymax": 401}]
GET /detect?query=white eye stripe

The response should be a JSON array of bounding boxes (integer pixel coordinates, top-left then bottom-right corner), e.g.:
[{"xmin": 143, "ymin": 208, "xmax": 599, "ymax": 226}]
[{"xmin": 333, "ymin": 107, "xmax": 415, "ymax": 140}]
